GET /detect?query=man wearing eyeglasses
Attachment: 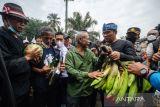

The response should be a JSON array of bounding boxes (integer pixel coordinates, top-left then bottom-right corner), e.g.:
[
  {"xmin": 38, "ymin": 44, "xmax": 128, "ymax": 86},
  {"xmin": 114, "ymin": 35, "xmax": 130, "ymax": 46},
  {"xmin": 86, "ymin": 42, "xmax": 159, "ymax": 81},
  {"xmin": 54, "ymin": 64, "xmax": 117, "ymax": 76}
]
[{"xmin": 0, "ymin": 3, "xmax": 40, "ymax": 107}]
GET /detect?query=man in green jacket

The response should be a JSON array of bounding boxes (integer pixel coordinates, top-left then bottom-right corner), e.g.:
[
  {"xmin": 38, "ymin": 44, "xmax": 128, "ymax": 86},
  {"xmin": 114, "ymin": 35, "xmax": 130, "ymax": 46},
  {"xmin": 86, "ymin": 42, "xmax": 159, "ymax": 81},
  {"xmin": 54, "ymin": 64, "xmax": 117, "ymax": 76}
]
[{"xmin": 65, "ymin": 31, "xmax": 102, "ymax": 107}]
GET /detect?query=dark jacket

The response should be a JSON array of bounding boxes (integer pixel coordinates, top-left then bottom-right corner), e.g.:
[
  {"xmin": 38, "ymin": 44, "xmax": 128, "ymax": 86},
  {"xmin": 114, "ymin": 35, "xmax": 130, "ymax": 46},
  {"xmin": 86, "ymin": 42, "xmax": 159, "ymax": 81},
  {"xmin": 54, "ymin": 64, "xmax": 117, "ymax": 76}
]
[
  {"xmin": 0, "ymin": 48, "xmax": 16, "ymax": 107},
  {"xmin": 110, "ymin": 39, "xmax": 137, "ymax": 60},
  {"xmin": 96, "ymin": 39, "xmax": 137, "ymax": 70},
  {"xmin": 31, "ymin": 46, "xmax": 60, "ymax": 93},
  {"xmin": 0, "ymin": 27, "xmax": 31, "ymax": 104}
]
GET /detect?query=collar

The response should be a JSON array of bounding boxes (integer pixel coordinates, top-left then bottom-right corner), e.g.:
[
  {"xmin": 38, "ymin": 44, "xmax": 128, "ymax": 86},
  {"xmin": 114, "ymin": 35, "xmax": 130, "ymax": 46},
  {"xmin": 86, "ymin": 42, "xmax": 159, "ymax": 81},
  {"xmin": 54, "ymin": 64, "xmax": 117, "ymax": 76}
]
[{"xmin": 2, "ymin": 26, "xmax": 18, "ymax": 38}]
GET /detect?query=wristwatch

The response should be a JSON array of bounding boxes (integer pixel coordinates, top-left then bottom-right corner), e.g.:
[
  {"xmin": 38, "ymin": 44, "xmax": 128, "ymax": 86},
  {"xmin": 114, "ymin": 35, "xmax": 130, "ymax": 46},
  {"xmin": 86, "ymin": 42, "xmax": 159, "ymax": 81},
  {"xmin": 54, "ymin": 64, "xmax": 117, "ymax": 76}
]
[{"xmin": 140, "ymin": 68, "xmax": 149, "ymax": 76}]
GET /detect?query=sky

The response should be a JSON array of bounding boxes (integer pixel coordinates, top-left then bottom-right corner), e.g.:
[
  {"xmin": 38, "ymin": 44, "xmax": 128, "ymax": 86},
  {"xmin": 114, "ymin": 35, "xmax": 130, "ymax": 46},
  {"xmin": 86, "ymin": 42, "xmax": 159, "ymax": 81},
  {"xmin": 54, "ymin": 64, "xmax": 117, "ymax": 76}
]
[{"xmin": 0, "ymin": 0, "xmax": 160, "ymax": 40}]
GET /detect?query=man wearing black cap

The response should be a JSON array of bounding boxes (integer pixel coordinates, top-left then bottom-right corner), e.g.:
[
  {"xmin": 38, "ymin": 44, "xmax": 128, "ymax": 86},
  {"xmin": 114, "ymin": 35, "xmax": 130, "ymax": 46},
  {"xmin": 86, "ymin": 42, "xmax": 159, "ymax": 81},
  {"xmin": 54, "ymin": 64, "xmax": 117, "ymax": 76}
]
[
  {"xmin": 126, "ymin": 27, "xmax": 144, "ymax": 56},
  {"xmin": 126, "ymin": 27, "xmax": 141, "ymax": 45},
  {"xmin": 0, "ymin": 3, "xmax": 40, "ymax": 107}
]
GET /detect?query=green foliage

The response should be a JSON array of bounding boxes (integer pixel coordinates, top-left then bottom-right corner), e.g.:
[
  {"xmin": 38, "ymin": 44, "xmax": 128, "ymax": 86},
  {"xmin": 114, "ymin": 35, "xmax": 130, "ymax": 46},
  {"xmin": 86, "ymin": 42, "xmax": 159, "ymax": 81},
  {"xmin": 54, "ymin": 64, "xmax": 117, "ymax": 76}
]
[
  {"xmin": 21, "ymin": 17, "xmax": 48, "ymax": 41},
  {"xmin": 67, "ymin": 12, "xmax": 99, "ymax": 42},
  {"xmin": 67, "ymin": 12, "xmax": 97, "ymax": 31},
  {"xmin": 47, "ymin": 13, "xmax": 63, "ymax": 32},
  {"xmin": 89, "ymin": 31, "xmax": 100, "ymax": 42},
  {"xmin": 21, "ymin": 12, "xmax": 99, "ymax": 43}
]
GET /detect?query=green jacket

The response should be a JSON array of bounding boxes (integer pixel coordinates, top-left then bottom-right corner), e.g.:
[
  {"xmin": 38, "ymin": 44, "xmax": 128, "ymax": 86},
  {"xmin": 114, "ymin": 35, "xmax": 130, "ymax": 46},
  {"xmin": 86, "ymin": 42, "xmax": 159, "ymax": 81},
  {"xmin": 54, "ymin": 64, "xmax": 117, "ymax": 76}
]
[{"xmin": 65, "ymin": 47, "xmax": 97, "ymax": 97}]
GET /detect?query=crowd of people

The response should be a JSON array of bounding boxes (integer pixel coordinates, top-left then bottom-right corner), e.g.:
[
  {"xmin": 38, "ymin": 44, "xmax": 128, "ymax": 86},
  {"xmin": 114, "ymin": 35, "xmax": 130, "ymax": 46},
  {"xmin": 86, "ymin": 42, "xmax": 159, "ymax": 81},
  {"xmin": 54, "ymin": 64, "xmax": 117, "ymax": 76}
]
[{"xmin": 0, "ymin": 2, "xmax": 160, "ymax": 107}]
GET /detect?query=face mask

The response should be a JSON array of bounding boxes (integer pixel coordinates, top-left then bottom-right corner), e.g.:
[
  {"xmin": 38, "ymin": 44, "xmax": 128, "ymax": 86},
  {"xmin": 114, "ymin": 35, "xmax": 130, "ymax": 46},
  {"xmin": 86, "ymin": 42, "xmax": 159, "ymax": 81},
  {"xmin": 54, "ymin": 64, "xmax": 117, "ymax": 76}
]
[
  {"xmin": 56, "ymin": 41, "xmax": 64, "ymax": 48},
  {"xmin": 8, "ymin": 26, "xmax": 20, "ymax": 36},
  {"xmin": 147, "ymin": 35, "xmax": 157, "ymax": 42},
  {"xmin": 126, "ymin": 34, "xmax": 137, "ymax": 44}
]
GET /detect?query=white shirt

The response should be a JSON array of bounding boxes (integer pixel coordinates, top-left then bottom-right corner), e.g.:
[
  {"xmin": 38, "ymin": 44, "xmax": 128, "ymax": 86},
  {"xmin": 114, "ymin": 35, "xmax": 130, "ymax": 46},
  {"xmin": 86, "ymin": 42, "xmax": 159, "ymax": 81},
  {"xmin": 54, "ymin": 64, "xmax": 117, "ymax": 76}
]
[
  {"xmin": 57, "ymin": 45, "xmax": 68, "ymax": 77},
  {"xmin": 146, "ymin": 43, "xmax": 154, "ymax": 59}
]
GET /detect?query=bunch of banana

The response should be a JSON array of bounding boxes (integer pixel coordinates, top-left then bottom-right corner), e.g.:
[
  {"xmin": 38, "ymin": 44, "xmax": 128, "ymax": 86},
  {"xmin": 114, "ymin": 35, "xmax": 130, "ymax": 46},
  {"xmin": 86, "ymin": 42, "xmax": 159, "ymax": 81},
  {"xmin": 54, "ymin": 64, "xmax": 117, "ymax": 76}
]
[{"xmin": 91, "ymin": 61, "xmax": 152, "ymax": 104}]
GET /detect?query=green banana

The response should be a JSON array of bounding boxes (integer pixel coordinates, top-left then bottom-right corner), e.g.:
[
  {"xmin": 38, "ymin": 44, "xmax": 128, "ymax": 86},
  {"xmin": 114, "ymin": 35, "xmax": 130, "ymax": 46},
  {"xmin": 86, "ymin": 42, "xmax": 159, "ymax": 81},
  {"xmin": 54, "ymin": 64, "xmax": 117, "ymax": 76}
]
[
  {"xmin": 118, "ymin": 69, "xmax": 125, "ymax": 91},
  {"xmin": 101, "ymin": 64, "xmax": 113, "ymax": 91},
  {"xmin": 102, "ymin": 64, "xmax": 112, "ymax": 77},
  {"xmin": 101, "ymin": 80, "xmax": 108, "ymax": 91},
  {"xmin": 105, "ymin": 63, "xmax": 119, "ymax": 93},
  {"xmin": 101, "ymin": 65, "xmax": 112, "ymax": 90},
  {"xmin": 94, "ymin": 78, "xmax": 107, "ymax": 89},
  {"xmin": 128, "ymin": 73, "xmax": 136, "ymax": 87},
  {"xmin": 91, "ymin": 77, "xmax": 102, "ymax": 86},
  {"xmin": 116, "ymin": 67, "xmax": 128, "ymax": 104},
  {"xmin": 128, "ymin": 80, "xmax": 138, "ymax": 104},
  {"xmin": 107, "ymin": 71, "xmax": 120, "ymax": 98},
  {"xmin": 142, "ymin": 78, "xmax": 151, "ymax": 92},
  {"xmin": 91, "ymin": 61, "xmax": 145, "ymax": 104},
  {"xmin": 91, "ymin": 64, "xmax": 112, "ymax": 87}
]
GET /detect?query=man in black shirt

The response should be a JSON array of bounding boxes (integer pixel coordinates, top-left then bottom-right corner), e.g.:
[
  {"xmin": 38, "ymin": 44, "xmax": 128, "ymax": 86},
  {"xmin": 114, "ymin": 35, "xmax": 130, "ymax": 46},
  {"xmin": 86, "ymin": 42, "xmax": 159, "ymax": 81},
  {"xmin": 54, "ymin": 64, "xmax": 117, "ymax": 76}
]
[
  {"xmin": 101, "ymin": 23, "xmax": 147, "ymax": 107},
  {"xmin": 101, "ymin": 23, "xmax": 136, "ymax": 61},
  {"xmin": 0, "ymin": 3, "xmax": 40, "ymax": 107}
]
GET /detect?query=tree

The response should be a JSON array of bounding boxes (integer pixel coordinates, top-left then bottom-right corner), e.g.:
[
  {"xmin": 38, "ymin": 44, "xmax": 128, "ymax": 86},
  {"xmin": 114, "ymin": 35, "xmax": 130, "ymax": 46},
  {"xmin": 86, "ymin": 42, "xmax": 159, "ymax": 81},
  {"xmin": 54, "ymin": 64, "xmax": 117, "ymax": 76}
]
[
  {"xmin": 89, "ymin": 31, "xmax": 100, "ymax": 41},
  {"xmin": 68, "ymin": 12, "xmax": 97, "ymax": 31},
  {"xmin": 21, "ymin": 18, "xmax": 48, "ymax": 41},
  {"xmin": 47, "ymin": 13, "xmax": 63, "ymax": 32},
  {"xmin": 67, "ymin": 12, "xmax": 99, "ymax": 42}
]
